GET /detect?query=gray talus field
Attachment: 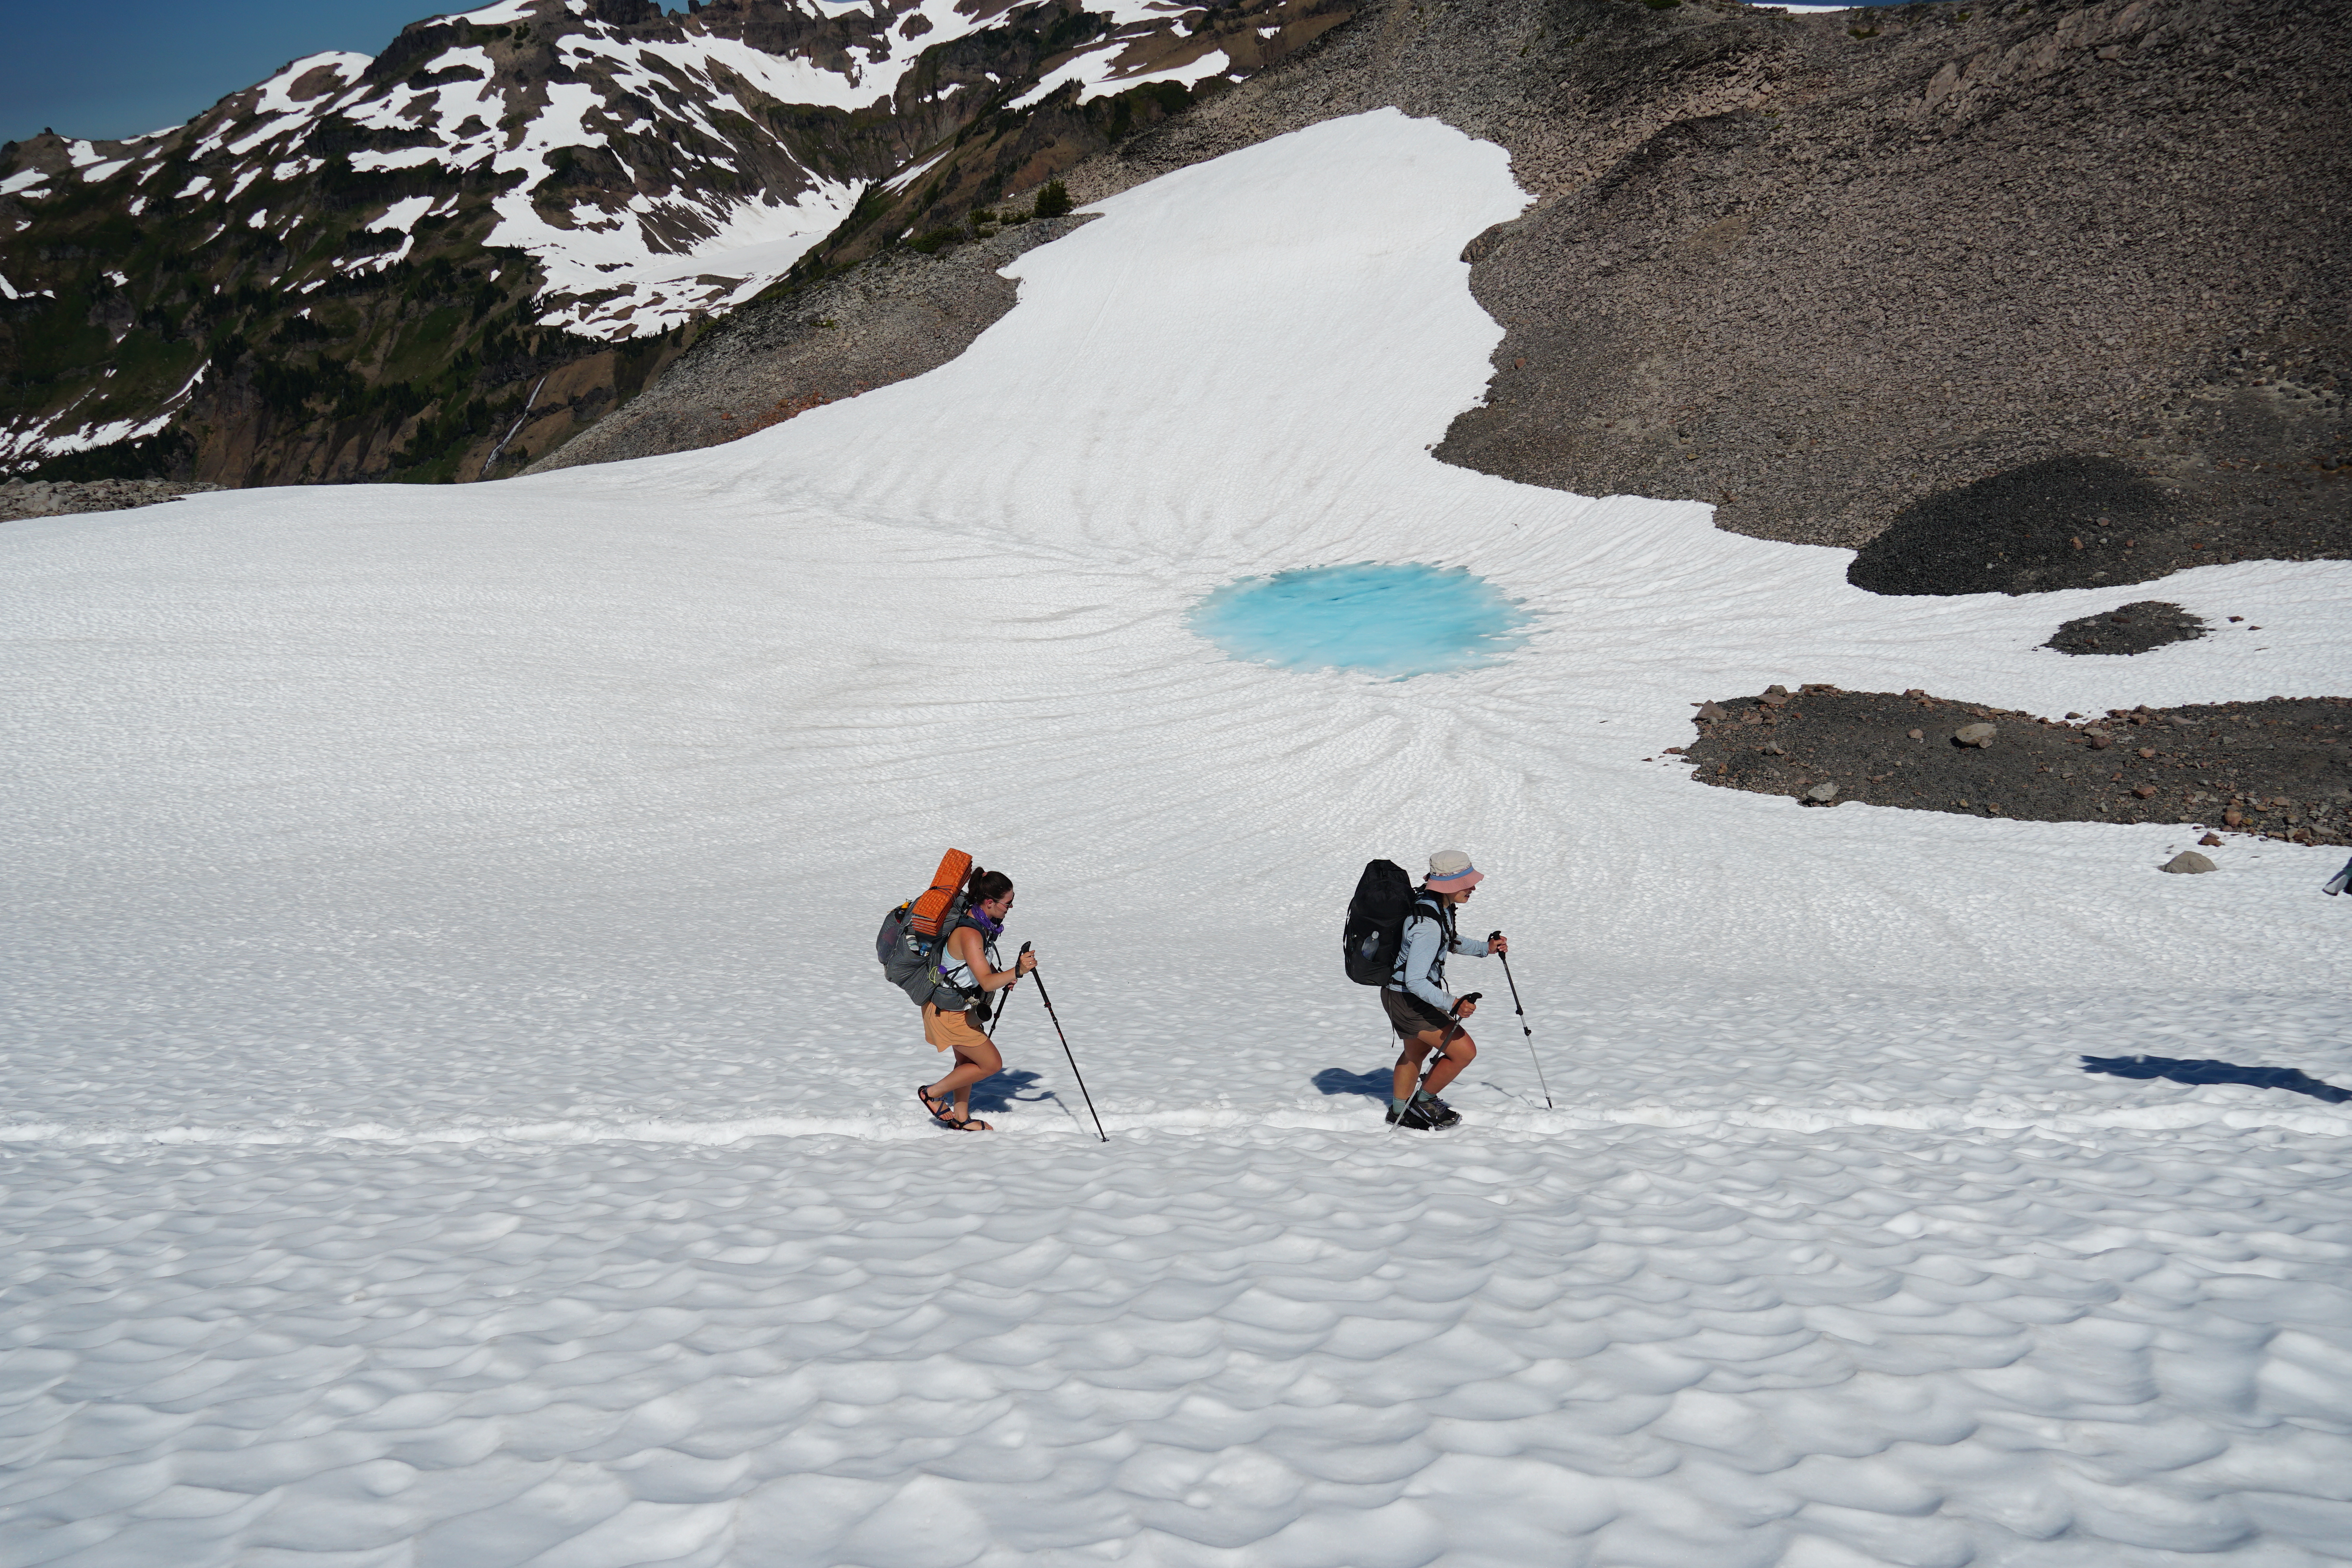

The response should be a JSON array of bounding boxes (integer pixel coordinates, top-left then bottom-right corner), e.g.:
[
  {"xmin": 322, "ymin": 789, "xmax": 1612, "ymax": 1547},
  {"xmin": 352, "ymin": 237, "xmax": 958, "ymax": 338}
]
[{"xmin": 575, "ymin": 0, "xmax": 2347, "ymax": 602}]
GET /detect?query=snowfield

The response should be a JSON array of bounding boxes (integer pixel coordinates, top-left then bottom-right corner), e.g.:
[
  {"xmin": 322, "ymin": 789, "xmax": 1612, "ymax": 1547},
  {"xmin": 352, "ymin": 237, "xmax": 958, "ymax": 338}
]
[{"xmin": 5, "ymin": 111, "xmax": 2351, "ymax": 1567}]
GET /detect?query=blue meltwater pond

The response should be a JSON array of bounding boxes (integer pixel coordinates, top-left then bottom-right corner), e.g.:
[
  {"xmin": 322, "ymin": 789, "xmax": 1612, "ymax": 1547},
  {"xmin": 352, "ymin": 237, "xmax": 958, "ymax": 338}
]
[{"xmin": 1190, "ymin": 562, "xmax": 1531, "ymax": 678}]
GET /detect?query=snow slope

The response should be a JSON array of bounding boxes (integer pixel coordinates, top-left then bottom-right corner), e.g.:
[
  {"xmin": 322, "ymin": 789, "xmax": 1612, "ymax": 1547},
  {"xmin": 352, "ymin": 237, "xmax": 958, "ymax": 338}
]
[{"xmin": 5, "ymin": 110, "xmax": 2351, "ymax": 1566}]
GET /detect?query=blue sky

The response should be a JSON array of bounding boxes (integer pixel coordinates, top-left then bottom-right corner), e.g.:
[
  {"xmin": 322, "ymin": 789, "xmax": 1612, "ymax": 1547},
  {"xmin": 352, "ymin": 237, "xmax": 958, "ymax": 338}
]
[{"xmin": 0, "ymin": 1, "xmax": 443, "ymax": 145}]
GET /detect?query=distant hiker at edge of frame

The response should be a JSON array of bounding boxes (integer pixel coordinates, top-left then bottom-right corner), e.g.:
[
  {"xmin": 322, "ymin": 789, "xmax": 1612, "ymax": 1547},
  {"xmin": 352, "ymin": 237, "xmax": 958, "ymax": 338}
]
[
  {"xmin": 1383, "ymin": 850, "xmax": 1506, "ymax": 1131},
  {"xmin": 915, "ymin": 866, "xmax": 1036, "ymax": 1132}
]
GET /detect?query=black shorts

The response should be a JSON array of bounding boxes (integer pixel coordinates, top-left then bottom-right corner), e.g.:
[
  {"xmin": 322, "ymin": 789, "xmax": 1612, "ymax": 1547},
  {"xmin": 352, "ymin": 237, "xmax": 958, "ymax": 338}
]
[{"xmin": 1381, "ymin": 987, "xmax": 1452, "ymax": 1042}]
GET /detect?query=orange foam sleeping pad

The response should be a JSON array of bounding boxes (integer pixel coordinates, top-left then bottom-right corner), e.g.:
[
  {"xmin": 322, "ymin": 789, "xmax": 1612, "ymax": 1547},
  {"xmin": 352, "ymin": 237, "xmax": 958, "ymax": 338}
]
[{"xmin": 909, "ymin": 848, "xmax": 973, "ymax": 936}]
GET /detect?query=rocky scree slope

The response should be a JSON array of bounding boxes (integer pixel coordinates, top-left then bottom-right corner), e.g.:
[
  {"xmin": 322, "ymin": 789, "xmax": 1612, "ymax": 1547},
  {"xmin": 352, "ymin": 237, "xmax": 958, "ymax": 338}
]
[
  {"xmin": 608, "ymin": 0, "xmax": 2345, "ymax": 601},
  {"xmin": 0, "ymin": 0, "xmax": 1332, "ymax": 487},
  {"xmin": 0, "ymin": 477, "xmax": 220, "ymax": 523},
  {"xmin": 1431, "ymin": 0, "xmax": 2348, "ymax": 597}
]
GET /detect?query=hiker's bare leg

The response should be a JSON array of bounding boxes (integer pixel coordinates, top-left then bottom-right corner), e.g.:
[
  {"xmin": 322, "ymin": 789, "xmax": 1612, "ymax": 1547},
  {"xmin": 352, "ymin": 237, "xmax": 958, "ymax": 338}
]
[
  {"xmin": 1392, "ymin": 1033, "xmax": 1437, "ymax": 1102},
  {"xmin": 1420, "ymin": 1029, "xmax": 1476, "ymax": 1097},
  {"xmin": 929, "ymin": 1039, "xmax": 1002, "ymax": 1119}
]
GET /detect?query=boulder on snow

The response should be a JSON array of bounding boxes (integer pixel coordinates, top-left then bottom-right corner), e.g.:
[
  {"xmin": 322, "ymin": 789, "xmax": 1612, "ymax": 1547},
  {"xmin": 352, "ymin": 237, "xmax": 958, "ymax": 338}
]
[{"xmin": 2161, "ymin": 851, "xmax": 2217, "ymax": 875}]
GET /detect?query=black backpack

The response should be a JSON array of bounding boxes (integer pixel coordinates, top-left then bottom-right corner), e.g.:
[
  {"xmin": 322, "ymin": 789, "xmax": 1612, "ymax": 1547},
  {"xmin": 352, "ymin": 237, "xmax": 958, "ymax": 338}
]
[{"xmin": 1342, "ymin": 859, "xmax": 1416, "ymax": 985}]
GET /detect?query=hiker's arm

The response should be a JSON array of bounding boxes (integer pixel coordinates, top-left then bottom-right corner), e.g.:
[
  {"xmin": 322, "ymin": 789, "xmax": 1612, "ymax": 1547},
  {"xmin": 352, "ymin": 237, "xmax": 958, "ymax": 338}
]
[
  {"xmin": 1449, "ymin": 927, "xmax": 1498, "ymax": 958},
  {"xmin": 1398, "ymin": 916, "xmax": 1454, "ymax": 1014},
  {"xmin": 954, "ymin": 929, "xmax": 1035, "ymax": 990}
]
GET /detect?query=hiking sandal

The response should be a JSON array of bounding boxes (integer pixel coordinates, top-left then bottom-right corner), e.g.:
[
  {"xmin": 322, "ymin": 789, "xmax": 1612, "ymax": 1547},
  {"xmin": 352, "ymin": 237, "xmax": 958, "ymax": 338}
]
[
  {"xmin": 943, "ymin": 1114, "xmax": 993, "ymax": 1131},
  {"xmin": 916, "ymin": 1086, "xmax": 959, "ymax": 1126}
]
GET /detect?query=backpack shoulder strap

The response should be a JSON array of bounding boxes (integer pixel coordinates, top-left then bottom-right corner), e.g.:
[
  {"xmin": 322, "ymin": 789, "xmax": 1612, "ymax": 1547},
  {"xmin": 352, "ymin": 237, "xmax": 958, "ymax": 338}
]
[{"xmin": 1392, "ymin": 893, "xmax": 1444, "ymax": 985}]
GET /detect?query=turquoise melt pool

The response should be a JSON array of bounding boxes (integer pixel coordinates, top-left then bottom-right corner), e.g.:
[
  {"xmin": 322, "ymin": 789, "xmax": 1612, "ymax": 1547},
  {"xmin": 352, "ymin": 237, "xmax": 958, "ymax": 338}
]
[{"xmin": 1190, "ymin": 562, "xmax": 1531, "ymax": 678}]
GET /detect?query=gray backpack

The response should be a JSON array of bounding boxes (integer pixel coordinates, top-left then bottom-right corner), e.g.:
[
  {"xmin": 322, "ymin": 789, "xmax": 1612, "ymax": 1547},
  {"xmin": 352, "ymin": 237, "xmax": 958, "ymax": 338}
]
[{"xmin": 876, "ymin": 897, "xmax": 980, "ymax": 1011}]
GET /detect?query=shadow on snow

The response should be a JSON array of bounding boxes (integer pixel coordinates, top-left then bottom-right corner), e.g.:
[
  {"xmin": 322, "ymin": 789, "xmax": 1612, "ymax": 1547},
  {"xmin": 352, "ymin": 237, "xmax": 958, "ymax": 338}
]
[
  {"xmin": 965, "ymin": 1068, "xmax": 1058, "ymax": 1116},
  {"xmin": 2082, "ymin": 1054, "xmax": 2352, "ymax": 1104},
  {"xmin": 1312, "ymin": 1067, "xmax": 1394, "ymax": 1101}
]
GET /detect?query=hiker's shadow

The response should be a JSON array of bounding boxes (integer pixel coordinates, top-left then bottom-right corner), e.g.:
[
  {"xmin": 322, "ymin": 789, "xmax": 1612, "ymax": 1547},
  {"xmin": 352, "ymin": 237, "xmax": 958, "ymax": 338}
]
[
  {"xmin": 967, "ymin": 1068, "xmax": 1054, "ymax": 1114},
  {"xmin": 1312, "ymin": 1067, "xmax": 1393, "ymax": 1102},
  {"xmin": 2083, "ymin": 1054, "xmax": 2352, "ymax": 1104}
]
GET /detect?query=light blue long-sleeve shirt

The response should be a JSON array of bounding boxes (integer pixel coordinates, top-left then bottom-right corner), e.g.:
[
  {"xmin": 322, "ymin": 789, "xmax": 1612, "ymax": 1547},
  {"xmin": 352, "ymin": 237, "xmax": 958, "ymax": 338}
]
[{"xmin": 1391, "ymin": 897, "xmax": 1490, "ymax": 1013}]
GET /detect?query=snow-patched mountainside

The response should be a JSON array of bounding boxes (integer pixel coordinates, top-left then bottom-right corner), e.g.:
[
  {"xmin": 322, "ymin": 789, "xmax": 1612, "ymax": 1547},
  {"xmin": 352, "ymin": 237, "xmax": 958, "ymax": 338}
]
[
  {"xmin": 5, "ymin": 112, "xmax": 2352, "ymax": 1566},
  {"xmin": 13, "ymin": 0, "xmax": 1254, "ymax": 343},
  {"xmin": 0, "ymin": 0, "xmax": 1341, "ymax": 485}
]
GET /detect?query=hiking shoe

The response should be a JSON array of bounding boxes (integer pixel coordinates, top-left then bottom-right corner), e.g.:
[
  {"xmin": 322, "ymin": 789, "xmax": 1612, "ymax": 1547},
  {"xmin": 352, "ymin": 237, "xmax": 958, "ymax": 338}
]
[
  {"xmin": 1386, "ymin": 1100, "xmax": 1440, "ymax": 1131},
  {"xmin": 1415, "ymin": 1093, "xmax": 1462, "ymax": 1128}
]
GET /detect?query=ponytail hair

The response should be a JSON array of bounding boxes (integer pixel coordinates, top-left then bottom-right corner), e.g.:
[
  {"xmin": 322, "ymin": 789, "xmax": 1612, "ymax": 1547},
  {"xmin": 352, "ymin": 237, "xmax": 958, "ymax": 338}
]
[{"xmin": 965, "ymin": 866, "xmax": 1014, "ymax": 904}]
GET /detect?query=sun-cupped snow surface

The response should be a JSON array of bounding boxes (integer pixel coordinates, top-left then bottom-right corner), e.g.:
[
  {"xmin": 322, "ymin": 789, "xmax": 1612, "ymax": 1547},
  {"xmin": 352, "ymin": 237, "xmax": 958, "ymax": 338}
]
[{"xmin": 5, "ymin": 110, "xmax": 2351, "ymax": 1567}]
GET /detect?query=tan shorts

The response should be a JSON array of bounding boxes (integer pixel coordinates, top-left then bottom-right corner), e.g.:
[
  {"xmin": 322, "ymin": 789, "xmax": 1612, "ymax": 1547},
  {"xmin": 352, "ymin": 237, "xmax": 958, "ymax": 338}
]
[
  {"xmin": 1383, "ymin": 987, "xmax": 1454, "ymax": 1043},
  {"xmin": 923, "ymin": 1001, "xmax": 993, "ymax": 1055}
]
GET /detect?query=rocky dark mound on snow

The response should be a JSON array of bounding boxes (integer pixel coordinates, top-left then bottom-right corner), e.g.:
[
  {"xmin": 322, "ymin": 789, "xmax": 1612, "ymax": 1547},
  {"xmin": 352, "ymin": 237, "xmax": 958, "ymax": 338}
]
[
  {"xmin": 1846, "ymin": 456, "xmax": 2180, "ymax": 597},
  {"xmin": 2043, "ymin": 599, "xmax": 2205, "ymax": 657},
  {"xmin": 1678, "ymin": 685, "xmax": 2351, "ymax": 844}
]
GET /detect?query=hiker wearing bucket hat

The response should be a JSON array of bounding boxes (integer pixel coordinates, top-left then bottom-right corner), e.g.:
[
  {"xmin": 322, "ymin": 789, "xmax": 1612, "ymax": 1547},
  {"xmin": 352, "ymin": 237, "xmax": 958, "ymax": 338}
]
[{"xmin": 1381, "ymin": 850, "xmax": 1506, "ymax": 1130}]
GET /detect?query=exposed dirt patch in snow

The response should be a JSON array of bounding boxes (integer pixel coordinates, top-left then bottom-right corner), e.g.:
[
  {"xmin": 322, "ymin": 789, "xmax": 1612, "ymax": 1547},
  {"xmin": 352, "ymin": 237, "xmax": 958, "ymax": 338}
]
[{"xmin": 1683, "ymin": 687, "xmax": 2352, "ymax": 845}]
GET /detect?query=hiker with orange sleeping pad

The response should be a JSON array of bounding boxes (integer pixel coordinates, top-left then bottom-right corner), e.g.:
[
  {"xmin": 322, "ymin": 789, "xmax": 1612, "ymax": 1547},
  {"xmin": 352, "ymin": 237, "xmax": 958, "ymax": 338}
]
[
  {"xmin": 874, "ymin": 851, "xmax": 1035, "ymax": 1131},
  {"xmin": 916, "ymin": 866, "xmax": 1034, "ymax": 1130}
]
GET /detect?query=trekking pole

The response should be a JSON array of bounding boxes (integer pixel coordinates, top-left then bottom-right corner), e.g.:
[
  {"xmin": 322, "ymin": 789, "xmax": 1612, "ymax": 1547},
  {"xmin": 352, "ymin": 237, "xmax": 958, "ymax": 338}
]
[
  {"xmin": 986, "ymin": 942, "xmax": 1029, "ymax": 1040},
  {"xmin": 1027, "ymin": 962, "xmax": 1108, "ymax": 1142},
  {"xmin": 1492, "ymin": 931, "xmax": 1552, "ymax": 1109}
]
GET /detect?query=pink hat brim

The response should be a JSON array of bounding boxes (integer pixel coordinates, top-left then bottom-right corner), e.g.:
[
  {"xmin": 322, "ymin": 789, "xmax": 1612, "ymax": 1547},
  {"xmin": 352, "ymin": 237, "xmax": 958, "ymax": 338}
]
[{"xmin": 1426, "ymin": 869, "xmax": 1484, "ymax": 891}]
